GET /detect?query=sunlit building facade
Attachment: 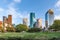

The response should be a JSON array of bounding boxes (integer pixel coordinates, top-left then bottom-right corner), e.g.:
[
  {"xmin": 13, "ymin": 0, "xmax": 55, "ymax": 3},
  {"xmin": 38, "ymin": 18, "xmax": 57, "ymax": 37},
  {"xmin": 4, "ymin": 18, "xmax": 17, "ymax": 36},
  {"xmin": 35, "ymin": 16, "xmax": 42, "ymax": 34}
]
[
  {"xmin": 3, "ymin": 15, "xmax": 12, "ymax": 31},
  {"xmin": 23, "ymin": 18, "xmax": 28, "ymax": 26},
  {"xmin": 3, "ymin": 16, "xmax": 8, "ymax": 27},
  {"xmin": 8, "ymin": 15, "xmax": 12, "ymax": 25},
  {"xmin": 8, "ymin": 15, "xmax": 12, "ymax": 27},
  {"xmin": 34, "ymin": 19, "xmax": 42, "ymax": 29},
  {"xmin": 37, "ymin": 19, "xmax": 42, "ymax": 28}
]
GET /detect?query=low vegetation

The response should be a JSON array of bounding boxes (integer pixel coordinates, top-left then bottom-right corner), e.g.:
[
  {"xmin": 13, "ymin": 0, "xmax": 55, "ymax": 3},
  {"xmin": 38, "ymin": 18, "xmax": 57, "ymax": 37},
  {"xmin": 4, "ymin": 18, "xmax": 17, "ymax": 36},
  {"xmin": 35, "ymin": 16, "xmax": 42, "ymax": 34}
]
[
  {"xmin": 27, "ymin": 28, "xmax": 42, "ymax": 32},
  {"xmin": 0, "ymin": 32, "xmax": 60, "ymax": 40}
]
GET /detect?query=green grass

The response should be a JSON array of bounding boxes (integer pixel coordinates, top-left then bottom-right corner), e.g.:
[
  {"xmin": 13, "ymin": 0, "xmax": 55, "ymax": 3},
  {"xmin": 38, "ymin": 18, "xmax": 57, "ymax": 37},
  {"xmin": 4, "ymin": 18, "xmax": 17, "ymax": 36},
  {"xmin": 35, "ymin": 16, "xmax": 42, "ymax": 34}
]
[{"xmin": 0, "ymin": 32, "xmax": 60, "ymax": 39}]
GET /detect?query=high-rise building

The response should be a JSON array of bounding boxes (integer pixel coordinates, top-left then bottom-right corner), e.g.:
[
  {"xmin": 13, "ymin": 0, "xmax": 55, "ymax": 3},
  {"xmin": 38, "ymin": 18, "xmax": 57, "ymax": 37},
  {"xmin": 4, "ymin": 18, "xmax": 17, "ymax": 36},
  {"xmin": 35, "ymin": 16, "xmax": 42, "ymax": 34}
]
[
  {"xmin": 3, "ymin": 15, "xmax": 12, "ymax": 31},
  {"xmin": 3, "ymin": 16, "xmax": 8, "ymax": 31},
  {"xmin": 45, "ymin": 9, "xmax": 54, "ymax": 29},
  {"xmin": 37, "ymin": 19, "xmax": 42, "ymax": 28},
  {"xmin": 34, "ymin": 19, "xmax": 42, "ymax": 28},
  {"xmin": 23, "ymin": 18, "xmax": 28, "ymax": 26},
  {"xmin": 8, "ymin": 15, "xmax": 12, "ymax": 25},
  {"xmin": 8, "ymin": 15, "xmax": 12, "ymax": 27},
  {"xmin": 3, "ymin": 16, "xmax": 8, "ymax": 27},
  {"xmin": 30, "ymin": 12, "xmax": 35, "ymax": 28}
]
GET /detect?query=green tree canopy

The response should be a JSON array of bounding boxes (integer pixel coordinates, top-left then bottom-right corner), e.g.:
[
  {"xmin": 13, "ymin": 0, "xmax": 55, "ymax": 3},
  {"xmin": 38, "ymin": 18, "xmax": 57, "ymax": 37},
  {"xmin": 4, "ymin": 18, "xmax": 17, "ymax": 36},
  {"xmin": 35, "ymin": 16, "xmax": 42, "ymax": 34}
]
[
  {"xmin": 49, "ymin": 20, "xmax": 60, "ymax": 31},
  {"xmin": 16, "ymin": 24, "xmax": 28, "ymax": 32}
]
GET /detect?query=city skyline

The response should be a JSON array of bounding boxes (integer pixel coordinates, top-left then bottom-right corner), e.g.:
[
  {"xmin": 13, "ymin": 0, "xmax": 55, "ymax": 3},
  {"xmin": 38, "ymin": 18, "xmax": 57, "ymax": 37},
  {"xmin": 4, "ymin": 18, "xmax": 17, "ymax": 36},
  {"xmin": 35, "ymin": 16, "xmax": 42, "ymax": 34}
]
[{"xmin": 0, "ymin": 0, "xmax": 60, "ymax": 27}]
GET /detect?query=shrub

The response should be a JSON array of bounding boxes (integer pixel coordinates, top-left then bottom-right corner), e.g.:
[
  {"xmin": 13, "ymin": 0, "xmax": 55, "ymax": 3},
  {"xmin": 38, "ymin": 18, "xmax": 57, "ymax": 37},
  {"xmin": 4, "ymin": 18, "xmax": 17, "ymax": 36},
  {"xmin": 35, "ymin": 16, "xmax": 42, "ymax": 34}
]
[{"xmin": 27, "ymin": 28, "xmax": 42, "ymax": 32}]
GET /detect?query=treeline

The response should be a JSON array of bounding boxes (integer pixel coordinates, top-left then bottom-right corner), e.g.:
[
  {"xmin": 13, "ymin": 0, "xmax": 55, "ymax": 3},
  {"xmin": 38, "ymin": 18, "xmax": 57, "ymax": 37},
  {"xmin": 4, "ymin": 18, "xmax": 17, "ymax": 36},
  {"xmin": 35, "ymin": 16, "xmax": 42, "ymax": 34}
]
[{"xmin": 0, "ymin": 20, "xmax": 60, "ymax": 32}]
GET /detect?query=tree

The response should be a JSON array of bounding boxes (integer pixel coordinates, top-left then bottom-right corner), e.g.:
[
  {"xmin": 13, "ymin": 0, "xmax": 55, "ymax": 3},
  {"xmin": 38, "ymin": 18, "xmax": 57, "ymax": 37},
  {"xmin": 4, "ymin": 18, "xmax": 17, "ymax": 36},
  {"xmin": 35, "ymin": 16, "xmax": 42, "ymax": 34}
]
[
  {"xmin": 16, "ymin": 24, "xmax": 28, "ymax": 32},
  {"xmin": 49, "ymin": 20, "xmax": 60, "ymax": 31},
  {"xmin": 6, "ymin": 26, "xmax": 15, "ymax": 32}
]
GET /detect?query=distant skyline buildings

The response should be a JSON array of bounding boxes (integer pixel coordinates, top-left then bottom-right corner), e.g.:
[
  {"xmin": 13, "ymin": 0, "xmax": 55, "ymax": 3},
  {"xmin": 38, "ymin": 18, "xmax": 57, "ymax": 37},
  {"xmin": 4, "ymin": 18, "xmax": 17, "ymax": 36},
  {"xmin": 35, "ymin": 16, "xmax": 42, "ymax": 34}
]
[
  {"xmin": 0, "ymin": 9, "xmax": 55, "ymax": 29},
  {"xmin": 0, "ymin": 0, "xmax": 59, "ymax": 28}
]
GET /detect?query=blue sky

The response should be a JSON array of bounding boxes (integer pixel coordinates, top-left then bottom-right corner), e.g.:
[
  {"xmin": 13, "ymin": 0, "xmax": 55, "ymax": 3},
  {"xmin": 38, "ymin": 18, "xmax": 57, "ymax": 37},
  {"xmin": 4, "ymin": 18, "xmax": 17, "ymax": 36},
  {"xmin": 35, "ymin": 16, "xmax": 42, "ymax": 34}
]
[{"xmin": 0, "ymin": 0, "xmax": 60, "ymax": 27}]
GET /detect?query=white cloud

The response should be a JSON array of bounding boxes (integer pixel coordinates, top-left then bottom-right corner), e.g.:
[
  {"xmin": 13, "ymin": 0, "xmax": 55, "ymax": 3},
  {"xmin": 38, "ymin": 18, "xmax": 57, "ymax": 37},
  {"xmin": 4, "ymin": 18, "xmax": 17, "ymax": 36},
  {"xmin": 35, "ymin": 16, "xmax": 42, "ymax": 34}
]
[
  {"xmin": 6, "ymin": 7, "xmax": 29, "ymax": 25},
  {"xmin": 0, "ymin": 0, "xmax": 29, "ymax": 25},
  {"xmin": 55, "ymin": 0, "xmax": 60, "ymax": 10},
  {"xmin": 55, "ymin": 0, "xmax": 60, "ymax": 8},
  {"xmin": 54, "ymin": 0, "xmax": 60, "ymax": 20},
  {"xmin": 0, "ymin": 8, "xmax": 4, "ymax": 12},
  {"xmin": 54, "ymin": 15, "xmax": 60, "ymax": 20},
  {"xmin": 13, "ymin": 0, "xmax": 21, "ymax": 3}
]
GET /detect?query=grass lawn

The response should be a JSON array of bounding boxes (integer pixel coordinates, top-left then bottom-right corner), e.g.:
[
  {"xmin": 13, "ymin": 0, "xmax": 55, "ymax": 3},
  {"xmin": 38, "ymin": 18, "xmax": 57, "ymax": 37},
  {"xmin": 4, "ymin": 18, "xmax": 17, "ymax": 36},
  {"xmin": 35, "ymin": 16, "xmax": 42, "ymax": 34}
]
[{"xmin": 0, "ymin": 32, "xmax": 60, "ymax": 39}]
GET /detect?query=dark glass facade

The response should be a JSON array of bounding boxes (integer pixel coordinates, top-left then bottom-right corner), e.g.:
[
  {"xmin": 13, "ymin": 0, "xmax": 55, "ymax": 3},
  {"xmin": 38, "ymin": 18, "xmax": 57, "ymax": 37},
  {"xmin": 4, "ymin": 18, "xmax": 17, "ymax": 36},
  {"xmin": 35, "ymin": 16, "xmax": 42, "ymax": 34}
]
[{"xmin": 30, "ymin": 12, "xmax": 35, "ymax": 28}]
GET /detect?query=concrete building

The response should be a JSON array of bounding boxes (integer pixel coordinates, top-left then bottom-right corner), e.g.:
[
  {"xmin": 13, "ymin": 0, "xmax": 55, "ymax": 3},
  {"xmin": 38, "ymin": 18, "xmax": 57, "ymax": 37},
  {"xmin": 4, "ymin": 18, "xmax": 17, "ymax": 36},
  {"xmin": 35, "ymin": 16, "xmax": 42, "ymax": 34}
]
[
  {"xmin": 37, "ymin": 19, "xmax": 42, "ymax": 28},
  {"xmin": 3, "ymin": 16, "xmax": 8, "ymax": 27},
  {"xmin": 3, "ymin": 16, "xmax": 8, "ymax": 31},
  {"xmin": 3, "ymin": 15, "xmax": 12, "ymax": 31},
  {"xmin": 8, "ymin": 15, "xmax": 12, "ymax": 25},
  {"xmin": 34, "ymin": 19, "xmax": 42, "ymax": 29},
  {"xmin": 45, "ymin": 9, "xmax": 54, "ymax": 29},
  {"xmin": 23, "ymin": 18, "xmax": 28, "ymax": 26},
  {"xmin": 8, "ymin": 15, "xmax": 12, "ymax": 27},
  {"xmin": 30, "ymin": 12, "xmax": 35, "ymax": 28}
]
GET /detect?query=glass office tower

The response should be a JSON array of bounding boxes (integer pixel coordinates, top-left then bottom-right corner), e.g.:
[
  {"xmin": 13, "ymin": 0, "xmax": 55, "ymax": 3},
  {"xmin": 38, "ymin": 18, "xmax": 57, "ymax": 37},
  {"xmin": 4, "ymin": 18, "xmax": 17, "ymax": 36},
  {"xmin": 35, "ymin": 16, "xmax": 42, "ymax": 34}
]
[
  {"xmin": 30, "ymin": 12, "xmax": 35, "ymax": 28},
  {"xmin": 45, "ymin": 9, "xmax": 54, "ymax": 29}
]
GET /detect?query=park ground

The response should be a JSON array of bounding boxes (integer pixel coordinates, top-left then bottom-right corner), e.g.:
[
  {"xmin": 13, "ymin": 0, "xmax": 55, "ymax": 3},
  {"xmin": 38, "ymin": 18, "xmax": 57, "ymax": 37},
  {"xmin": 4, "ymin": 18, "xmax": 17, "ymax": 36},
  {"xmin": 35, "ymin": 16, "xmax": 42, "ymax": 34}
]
[{"xmin": 0, "ymin": 32, "xmax": 60, "ymax": 40}]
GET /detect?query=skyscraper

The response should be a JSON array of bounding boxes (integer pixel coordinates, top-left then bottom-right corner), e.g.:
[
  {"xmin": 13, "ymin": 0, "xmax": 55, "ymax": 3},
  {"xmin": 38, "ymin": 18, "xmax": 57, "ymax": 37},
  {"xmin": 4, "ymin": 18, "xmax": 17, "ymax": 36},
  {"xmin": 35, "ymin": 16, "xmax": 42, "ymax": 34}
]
[
  {"xmin": 3, "ymin": 16, "xmax": 8, "ymax": 27},
  {"xmin": 8, "ymin": 15, "xmax": 12, "ymax": 27},
  {"xmin": 3, "ymin": 16, "xmax": 8, "ymax": 31},
  {"xmin": 3, "ymin": 15, "xmax": 12, "ymax": 31},
  {"xmin": 45, "ymin": 9, "xmax": 54, "ymax": 29},
  {"xmin": 33, "ymin": 19, "xmax": 42, "ymax": 28},
  {"xmin": 8, "ymin": 15, "xmax": 12, "ymax": 25},
  {"xmin": 23, "ymin": 18, "xmax": 28, "ymax": 26},
  {"xmin": 30, "ymin": 12, "xmax": 35, "ymax": 28},
  {"xmin": 37, "ymin": 19, "xmax": 42, "ymax": 28}
]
